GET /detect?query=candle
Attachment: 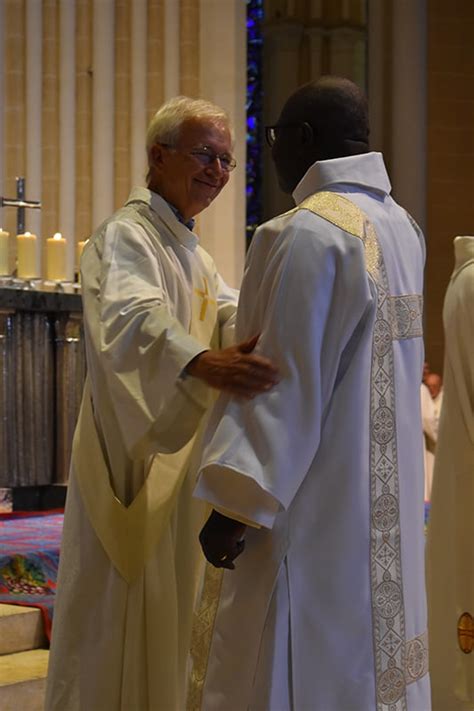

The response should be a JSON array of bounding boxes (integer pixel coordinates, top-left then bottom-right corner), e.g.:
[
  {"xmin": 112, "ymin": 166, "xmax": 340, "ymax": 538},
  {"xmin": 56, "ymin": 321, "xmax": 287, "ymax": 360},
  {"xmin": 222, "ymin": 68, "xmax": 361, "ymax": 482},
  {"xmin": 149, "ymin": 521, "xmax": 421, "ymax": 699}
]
[
  {"xmin": 46, "ymin": 232, "xmax": 67, "ymax": 281},
  {"xmin": 76, "ymin": 239, "xmax": 87, "ymax": 270},
  {"xmin": 17, "ymin": 231, "xmax": 39, "ymax": 279},
  {"xmin": 0, "ymin": 228, "xmax": 10, "ymax": 275}
]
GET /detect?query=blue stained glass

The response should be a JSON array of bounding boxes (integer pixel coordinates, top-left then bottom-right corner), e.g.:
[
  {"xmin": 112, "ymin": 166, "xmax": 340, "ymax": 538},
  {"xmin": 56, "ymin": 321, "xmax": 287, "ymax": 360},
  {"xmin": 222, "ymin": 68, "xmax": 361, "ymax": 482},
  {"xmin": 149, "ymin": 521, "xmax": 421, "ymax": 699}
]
[{"xmin": 246, "ymin": 0, "xmax": 263, "ymax": 247}]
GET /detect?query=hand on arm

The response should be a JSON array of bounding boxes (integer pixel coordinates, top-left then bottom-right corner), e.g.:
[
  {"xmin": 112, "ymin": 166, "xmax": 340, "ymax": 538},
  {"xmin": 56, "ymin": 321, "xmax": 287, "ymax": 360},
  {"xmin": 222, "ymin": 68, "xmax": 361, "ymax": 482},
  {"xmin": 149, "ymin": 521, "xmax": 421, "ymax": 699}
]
[
  {"xmin": 185, "ymin": 334, "xmax": 279, "ymax": 399},
  {"xmin": 199, "ymin": 510, "xmax": 247, "ymax": 570}
]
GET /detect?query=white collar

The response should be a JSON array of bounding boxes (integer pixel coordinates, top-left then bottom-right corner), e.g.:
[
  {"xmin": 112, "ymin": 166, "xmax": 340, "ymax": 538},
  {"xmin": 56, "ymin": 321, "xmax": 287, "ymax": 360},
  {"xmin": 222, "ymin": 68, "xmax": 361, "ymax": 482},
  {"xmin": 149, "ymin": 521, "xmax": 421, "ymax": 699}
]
[
  {"xmin": 125, "ymin": 186, "xmax": 199, "ymax": 251},
  {"xmin": 292, "ymin": 152, "xmax": 392, "ymax": 205},
  {"xmin": 453, "ymin": 235, "xmax": 474, "ymax": 276}
]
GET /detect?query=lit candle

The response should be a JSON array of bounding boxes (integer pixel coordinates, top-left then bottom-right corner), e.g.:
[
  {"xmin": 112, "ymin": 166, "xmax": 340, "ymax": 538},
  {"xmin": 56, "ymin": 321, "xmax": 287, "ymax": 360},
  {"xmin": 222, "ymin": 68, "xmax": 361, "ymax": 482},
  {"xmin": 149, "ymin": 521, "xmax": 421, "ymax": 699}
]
[
  {"xmin": 17, "ymin": 231, "xmax": 39, "ymax": 279},
  {"xmin": 46, "ymin": 232, "xmax": 67, "ymax": 281},
  {"xmin": 0, "ymin": 228, "xmax": 10, "ymax": 276}
]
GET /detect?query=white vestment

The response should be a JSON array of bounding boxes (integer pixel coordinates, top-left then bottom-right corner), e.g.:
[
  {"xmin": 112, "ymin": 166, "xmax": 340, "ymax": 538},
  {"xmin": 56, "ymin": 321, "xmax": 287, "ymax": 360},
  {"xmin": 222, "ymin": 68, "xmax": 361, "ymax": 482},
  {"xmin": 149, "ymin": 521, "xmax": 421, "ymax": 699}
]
[
  {"xmin": 45, "ymin": 187, "xmax": 237, "ymax": 711},
  {"xmin": 192, "ymin": 153, "xmax": 430, "ymax": 711},
  {"xmin": 432, "ymin": 390, "xmax": 443, "ymax": 426},
  {"xmin": 426, "ymin": 236, "xmax": 474, "ymax": 711},
  {"xmin": 421, "ymin": 382, "xmax": 438, "ymax": 501}
]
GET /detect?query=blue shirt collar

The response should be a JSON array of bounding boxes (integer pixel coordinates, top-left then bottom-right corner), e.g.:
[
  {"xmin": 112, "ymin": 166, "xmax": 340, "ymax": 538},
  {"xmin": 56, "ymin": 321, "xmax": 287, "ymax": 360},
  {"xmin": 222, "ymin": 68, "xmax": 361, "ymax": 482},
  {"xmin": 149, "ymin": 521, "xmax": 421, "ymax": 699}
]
[{"xmin": 166, "ymin": 202, "xmax": 195, "ymax": 231}]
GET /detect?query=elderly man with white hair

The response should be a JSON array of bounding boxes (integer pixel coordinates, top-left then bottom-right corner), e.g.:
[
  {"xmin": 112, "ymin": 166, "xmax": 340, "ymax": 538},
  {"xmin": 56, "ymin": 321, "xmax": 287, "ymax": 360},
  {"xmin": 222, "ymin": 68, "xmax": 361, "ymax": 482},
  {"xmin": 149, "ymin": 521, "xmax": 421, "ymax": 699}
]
[{"xmin": 45, "ymin": 96, "xmax": 278, "ymax": 711}]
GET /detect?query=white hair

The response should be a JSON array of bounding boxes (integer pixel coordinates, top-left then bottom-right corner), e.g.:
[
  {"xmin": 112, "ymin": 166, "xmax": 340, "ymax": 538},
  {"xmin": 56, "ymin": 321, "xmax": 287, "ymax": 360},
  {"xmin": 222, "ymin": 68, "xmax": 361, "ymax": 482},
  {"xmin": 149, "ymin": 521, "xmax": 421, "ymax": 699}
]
[{"xmin": 146, "ymin": 96, "xmax": 234, "ymax": 154}]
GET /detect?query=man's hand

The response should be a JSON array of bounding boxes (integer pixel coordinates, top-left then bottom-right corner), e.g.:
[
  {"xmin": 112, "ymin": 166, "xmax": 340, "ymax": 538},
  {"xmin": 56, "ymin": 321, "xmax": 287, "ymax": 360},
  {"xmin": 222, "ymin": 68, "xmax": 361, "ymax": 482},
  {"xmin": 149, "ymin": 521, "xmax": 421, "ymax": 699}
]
[
  {"xmin": 186, "ymin": 334, "xmax": 279, "ymax": 399},
  {"xmin": 199, "ymin": 510, "xmax": 247, "ymax": 570}
]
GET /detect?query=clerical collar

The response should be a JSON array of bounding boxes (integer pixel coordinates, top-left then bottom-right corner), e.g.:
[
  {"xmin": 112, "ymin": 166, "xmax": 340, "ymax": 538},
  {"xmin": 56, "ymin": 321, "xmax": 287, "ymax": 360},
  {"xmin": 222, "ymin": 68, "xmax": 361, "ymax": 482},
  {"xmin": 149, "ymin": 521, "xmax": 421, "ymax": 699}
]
[
  {"xmin": 292, "ymin": 152, "xmax": 392, "ymax": 205},
  {"xmin": 166, "ymin": 202, "xmax": 195, "ymax": 231}
]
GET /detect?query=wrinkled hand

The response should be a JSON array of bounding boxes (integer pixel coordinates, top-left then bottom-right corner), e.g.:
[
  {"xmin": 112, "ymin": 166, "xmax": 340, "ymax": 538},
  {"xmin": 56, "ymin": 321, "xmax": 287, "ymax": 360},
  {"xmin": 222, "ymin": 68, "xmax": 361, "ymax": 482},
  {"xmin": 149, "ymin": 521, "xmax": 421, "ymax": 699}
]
[
  {"xmin": 199, "ymin": 510, "xmax": 247, "ymax": 570},
  {"xmin": 186, "ymin": 334, "xmax": 279, "ymax": 399}
]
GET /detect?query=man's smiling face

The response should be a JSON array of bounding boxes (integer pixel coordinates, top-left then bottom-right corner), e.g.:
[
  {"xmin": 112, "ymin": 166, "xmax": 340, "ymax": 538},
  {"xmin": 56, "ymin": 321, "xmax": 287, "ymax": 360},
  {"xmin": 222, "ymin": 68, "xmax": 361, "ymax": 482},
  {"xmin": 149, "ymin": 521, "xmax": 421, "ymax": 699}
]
[{"xmin": 150, "ymin": 117, "xmax": 232, "ymax": 222}]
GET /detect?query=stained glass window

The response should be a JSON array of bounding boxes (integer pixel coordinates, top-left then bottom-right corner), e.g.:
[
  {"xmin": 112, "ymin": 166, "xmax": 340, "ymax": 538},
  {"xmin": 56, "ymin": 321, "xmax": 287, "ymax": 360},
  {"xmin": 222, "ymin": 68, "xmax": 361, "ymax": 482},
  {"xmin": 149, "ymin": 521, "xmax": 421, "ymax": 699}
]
[{"xmin": 246, "ymin": 0, "xmax": 264, "ymax": 247}]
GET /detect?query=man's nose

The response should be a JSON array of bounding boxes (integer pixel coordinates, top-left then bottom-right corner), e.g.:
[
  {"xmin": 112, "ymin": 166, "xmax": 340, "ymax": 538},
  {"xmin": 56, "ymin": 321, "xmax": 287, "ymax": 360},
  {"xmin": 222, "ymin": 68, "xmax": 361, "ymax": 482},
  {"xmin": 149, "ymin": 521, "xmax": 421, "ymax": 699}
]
[{"xmin": 205, "ymin": 157, "xmax": 226, "ymax": 176}]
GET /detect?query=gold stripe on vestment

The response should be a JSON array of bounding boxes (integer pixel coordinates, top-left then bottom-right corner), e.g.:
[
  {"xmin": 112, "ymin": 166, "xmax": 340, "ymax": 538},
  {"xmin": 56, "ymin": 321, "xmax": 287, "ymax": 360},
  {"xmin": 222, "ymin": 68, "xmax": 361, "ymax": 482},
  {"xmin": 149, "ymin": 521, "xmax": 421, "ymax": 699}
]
[
  {"xmin": 297, "ymin": 191, "xmax": 427, "ymax": 710},
  {"xmin": 187, "ymin": 565, "xmax": 224, "ymax": 711}
]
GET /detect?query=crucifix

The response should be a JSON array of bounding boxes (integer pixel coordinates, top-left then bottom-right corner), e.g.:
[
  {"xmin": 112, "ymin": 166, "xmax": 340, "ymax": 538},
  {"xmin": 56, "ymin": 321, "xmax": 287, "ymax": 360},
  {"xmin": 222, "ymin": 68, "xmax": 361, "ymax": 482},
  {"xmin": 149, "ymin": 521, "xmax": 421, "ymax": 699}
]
[{"xmin": 0, "ymin": 177, "xmax": 41, "ymax": 234}]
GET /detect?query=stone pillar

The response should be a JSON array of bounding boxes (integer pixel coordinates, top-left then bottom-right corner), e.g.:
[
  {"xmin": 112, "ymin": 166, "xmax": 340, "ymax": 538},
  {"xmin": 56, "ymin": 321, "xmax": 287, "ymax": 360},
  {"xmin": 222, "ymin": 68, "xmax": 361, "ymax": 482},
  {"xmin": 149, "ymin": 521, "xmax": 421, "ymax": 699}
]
[
  {"xmin": 146, "ymin": 0, "xmax": 165, "ymax": 121},
  {"xmin": 180, "ymin": 0, "xmax": 200, "ymax": 97},
  {"xmin": 75, "ymin": 0, "xmax": 93, "ymax": 242},
  {"xmin": 198, "ymin": 0, "xmax": 247, "ymax": 288},
  {"xmin": 329, "ymin": 27, "xmax": 366, "ymax": 88},
  {"xmin": 305, "ymin": 25, "xmax": 324, "ymax": 81},
  {"xmin": 262, "ymin": 22, "xmax": 304, "ymax": 221},
  {"xmin": 114, "ymin": 0, "xmax": 132, "ymax": 209},
  {"xmin": 390, "ymin": 0, "xmax": 427, "ymax": 230}
]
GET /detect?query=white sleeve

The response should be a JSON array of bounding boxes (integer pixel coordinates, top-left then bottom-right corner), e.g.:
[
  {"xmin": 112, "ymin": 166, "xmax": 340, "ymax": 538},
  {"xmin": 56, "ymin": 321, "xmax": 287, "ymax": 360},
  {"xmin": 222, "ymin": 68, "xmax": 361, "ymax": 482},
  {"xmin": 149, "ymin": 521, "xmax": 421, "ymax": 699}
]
[
  {"xmin": 445, "ymin": 267, "xmax": 474, "ymax": 443},
  {"xmin": 420, "ymin": 384, "xmax": 437, "ymax": 443},
  {"xmin": 215, "ymin": 271, "xmax": 239, "ymax": 348},
  {"xmin": 96, "ymin": 219, "xmax": 211, "ymax": 458},
  {"xmin": 194, "ymin": 215, "xmax": 374, "ymax": 527}
]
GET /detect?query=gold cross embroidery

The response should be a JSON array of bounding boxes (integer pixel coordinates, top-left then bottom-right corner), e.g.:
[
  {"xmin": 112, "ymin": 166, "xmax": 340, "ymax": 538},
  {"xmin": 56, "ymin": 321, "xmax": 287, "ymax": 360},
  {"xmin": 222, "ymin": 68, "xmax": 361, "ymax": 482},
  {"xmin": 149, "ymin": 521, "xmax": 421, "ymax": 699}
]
[{"xmin": 195, "ymin": 277, "xmax": 216, "ymax": 321}]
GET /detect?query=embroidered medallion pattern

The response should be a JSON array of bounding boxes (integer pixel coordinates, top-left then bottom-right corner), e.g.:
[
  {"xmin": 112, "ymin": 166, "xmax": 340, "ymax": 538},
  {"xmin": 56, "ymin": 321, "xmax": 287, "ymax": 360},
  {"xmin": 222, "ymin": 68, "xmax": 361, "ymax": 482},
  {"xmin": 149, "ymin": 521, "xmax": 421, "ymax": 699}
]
[
  {"xmin": 300, "ymin": 192, "xmax": 428, "ymax": 710},
  {"xmin": 389, "ymin": 295, "xmax": 423, "ymax": 340},
  {"xmin": 369, "ymin": 251, "xmax": 408, "ymax": 710}
]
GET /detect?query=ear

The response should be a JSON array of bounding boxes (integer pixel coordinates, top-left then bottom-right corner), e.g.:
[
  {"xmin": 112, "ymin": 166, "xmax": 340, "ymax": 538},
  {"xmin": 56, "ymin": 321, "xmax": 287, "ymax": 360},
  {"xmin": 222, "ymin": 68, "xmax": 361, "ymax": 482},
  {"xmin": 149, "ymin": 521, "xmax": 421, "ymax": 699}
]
[
  {"xmin": 149, "ymin": 143, "xmax": 165, "ymax": 168},
  {"xmin": 300, "ymin": 122, "xmax": 315, "ymax": 146}
]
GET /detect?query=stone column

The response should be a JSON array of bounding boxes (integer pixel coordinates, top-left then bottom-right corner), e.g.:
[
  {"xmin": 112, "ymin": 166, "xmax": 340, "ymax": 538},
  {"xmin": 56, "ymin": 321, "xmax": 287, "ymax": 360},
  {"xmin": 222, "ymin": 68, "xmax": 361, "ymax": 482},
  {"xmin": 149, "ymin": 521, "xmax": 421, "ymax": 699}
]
[
  {"xmin": 41, "ymin": 0, "xmax": 60, "ymax": 267},
  {"xmin": 198, "ymin": 0, "xmax": 247, "ymax": 288},
  {"xmin": 92, "ymin": 0, "xmax": 115, "ymax": 230},
  {"xmin": 114, "ymin": 0, "xmax": 132, "ymax": 208},
  {"xmin": 75, "ymin": 0, "xmax": 93, "ymax": 243},
  {"xmin": 390, "ymin": 0, "xmax": 427, "ymax": 230},
  {"xmin": 4, "ymin": 0, "xmax": 26, "ymax": 268},
  {"xmin": 263, "ymin": 22, "xmax": 304, "ymax": 221},
  {"xmin": 305, "ymin": 25, "xmax": 325, "ymax": 80},
  {"xmin": 146, "ymin": 0, "xmax": 165, "ymax": 121},
  {"xmin": 180, "ymin": 0, "xmax": 200, "ymax": 97},
  {"xmin": 329, "ymin": 27, "xmax": 366, "ymax": 88}
]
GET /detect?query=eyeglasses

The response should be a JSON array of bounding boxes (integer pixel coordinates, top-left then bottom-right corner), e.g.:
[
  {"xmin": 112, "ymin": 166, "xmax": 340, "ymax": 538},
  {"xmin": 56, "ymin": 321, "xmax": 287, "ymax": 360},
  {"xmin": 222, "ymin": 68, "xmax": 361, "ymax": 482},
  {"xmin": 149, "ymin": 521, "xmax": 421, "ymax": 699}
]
[
  {"xmin": 160, "ymin": 144, "xmax": 237, "ymax": 172},
  {"xmin": 265, "ymin": 123, "xmax": 302, "ymax": 148}
]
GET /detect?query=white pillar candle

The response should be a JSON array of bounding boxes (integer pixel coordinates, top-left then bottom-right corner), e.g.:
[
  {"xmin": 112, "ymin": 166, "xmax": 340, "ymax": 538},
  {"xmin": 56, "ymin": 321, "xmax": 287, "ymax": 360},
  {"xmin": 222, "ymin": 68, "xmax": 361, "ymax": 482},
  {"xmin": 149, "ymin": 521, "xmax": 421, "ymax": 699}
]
[
  {"xmin": 75, "ymin": 239, "xmax": 87, "ymax": 270},
  {"xmin": 0, "ymin": 228, "xmax": 10, "ymax": 275},
  {"xmin": 46, "ymin": 232, "xmax": 67, "ymax": 281},
  {"xmin": 17, "ymin": 231, "xmax": 39, "ymax": 279}
]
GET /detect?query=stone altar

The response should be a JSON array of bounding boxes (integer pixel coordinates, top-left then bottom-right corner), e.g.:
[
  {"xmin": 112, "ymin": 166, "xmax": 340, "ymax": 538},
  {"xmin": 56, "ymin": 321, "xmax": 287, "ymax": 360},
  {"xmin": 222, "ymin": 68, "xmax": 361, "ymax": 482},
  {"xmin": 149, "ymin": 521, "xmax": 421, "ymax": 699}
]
[{"xmin": 0, "ymin": 283, "xmax": 85, "ymax": 488}]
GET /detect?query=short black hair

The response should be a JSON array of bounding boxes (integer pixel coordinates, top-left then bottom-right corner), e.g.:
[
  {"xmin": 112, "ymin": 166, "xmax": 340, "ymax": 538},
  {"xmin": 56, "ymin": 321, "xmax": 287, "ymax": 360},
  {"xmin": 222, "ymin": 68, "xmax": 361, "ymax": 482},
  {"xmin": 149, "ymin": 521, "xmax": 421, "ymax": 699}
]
[{"xmin": 282, "ymin": 76, "xmax": 369, "ymax": 159}]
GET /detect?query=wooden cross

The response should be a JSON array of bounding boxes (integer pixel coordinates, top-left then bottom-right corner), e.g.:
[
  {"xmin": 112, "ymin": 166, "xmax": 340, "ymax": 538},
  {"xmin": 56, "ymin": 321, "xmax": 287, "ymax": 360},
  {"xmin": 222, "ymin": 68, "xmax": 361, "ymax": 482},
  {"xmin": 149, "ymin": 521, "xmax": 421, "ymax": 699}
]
[{"xmin": 0, "ymin": 177, "xmax": 41, "ymax": 234}]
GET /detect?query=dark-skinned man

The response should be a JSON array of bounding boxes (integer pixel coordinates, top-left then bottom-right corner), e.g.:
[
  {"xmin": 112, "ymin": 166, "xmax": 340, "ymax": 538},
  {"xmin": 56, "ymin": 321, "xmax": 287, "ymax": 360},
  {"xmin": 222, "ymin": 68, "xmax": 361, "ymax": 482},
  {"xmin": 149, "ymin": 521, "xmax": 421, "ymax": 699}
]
[
  {"xmin": 193, "ymin": 77, "xmax": 430, "ymax": 711},
  {"xmin": 46, "ymin": 96, "xmax": 278, "ymax": 711}
]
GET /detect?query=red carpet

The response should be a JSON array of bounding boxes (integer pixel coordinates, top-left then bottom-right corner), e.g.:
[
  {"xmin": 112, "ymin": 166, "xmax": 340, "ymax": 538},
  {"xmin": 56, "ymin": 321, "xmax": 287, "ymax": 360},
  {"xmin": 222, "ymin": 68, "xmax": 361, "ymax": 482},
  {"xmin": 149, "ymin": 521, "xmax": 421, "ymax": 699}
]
[{"xmin": 0, "ymin": 510, "xmax": 64, "ymax": 641}]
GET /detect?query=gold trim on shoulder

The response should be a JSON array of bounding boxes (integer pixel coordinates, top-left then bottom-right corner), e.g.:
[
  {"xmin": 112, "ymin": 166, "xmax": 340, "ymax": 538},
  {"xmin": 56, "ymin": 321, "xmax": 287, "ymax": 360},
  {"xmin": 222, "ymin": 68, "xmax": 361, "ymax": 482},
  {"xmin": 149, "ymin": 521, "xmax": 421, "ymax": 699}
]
[
  {"xmin": 298, "ymin": 191, "xmax": 381, "ymax": 279},
  {"xmin": 458, "ymin": 612, "xmax": 474, "ymax": 654}
]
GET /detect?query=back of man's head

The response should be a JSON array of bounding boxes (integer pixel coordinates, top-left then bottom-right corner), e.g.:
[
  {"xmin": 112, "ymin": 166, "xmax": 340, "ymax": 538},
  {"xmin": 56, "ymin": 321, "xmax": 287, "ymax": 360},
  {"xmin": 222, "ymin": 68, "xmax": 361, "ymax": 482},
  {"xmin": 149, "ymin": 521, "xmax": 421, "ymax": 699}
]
[{"xmin": 272, "ymin": 76, "xmax": 370, "ymax": 193}]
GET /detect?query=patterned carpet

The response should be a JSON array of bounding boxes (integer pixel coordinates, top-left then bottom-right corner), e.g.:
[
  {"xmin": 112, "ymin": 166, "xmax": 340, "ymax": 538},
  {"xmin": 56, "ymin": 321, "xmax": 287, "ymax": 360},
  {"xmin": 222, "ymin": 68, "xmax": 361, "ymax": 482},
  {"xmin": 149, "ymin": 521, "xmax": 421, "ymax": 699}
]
[{"xmin": 0, "ymin": 510, "xmax": 64, "ymax": 641}]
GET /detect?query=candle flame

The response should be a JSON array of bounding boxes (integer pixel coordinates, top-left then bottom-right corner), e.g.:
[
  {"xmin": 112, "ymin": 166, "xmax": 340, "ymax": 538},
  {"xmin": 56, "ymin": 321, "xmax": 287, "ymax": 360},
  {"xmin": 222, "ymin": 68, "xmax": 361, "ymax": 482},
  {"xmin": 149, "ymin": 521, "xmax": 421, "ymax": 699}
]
[
  {"xmin": 53, "ymin": 232, "xmax": 63, "ymax": 240},
  {"xmin": 24, "ymin": 231, "xmax": 31, "ymax": 236}
]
